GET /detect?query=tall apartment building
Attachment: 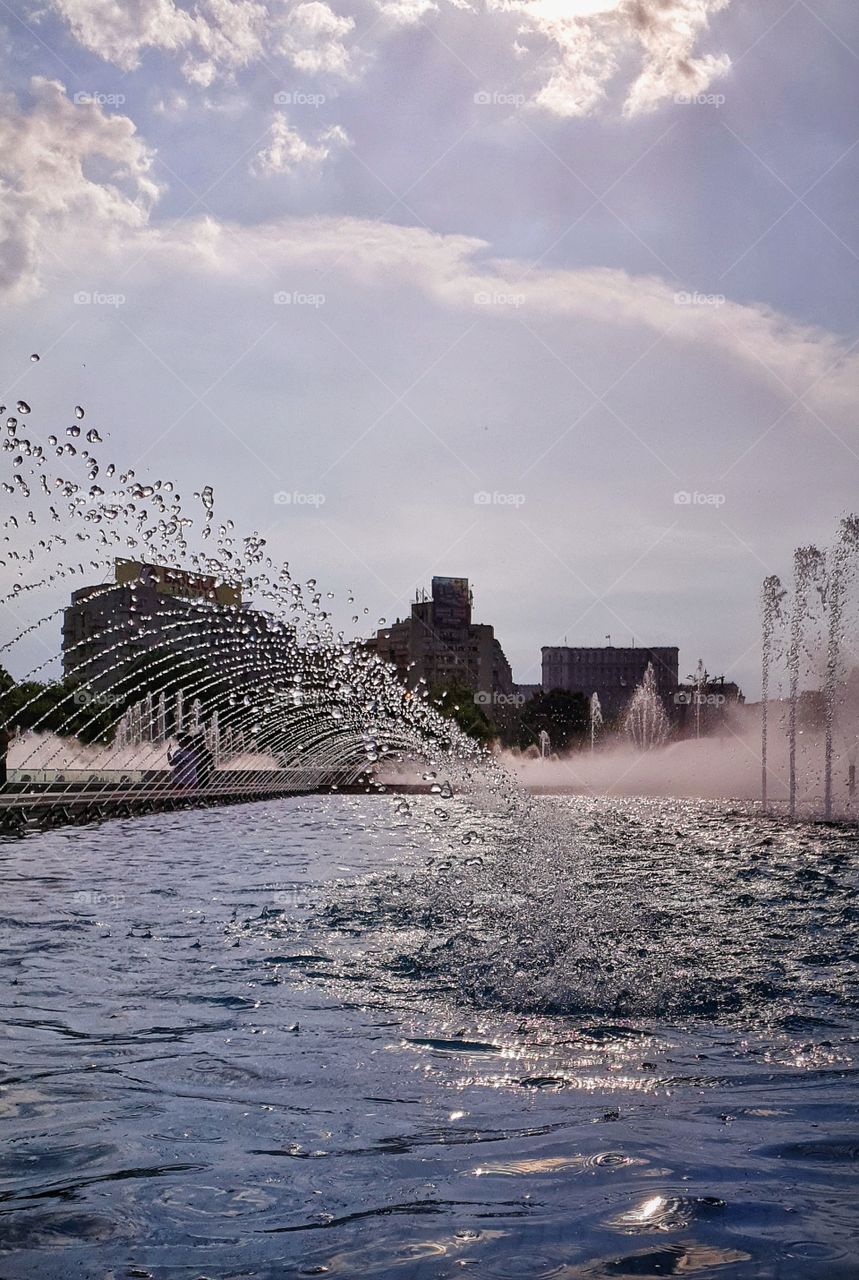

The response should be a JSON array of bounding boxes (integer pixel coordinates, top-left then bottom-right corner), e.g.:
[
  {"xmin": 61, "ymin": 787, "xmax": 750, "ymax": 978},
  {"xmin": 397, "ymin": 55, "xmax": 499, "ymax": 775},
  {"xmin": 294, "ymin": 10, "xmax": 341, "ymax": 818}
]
[
  {"xmin": 542, "ymin": 644, "xmax": 679, "ymax": 720},
  {"xmin": 369, "ymin": 576, "xmax": 513, "ymax": 697}
]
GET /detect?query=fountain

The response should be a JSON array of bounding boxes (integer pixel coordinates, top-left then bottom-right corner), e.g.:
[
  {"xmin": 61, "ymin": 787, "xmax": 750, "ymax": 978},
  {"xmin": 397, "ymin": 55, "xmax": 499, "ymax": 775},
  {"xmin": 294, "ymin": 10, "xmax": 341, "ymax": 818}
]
[
  {"xmin": 786, "ymin": 547, "xmax": 824, "ymax": 818},
  {"xmin": 760, "ymin": 516, "xmax": 859, "ymax": 818},
  {"xmin": 622, "ymin": 662, "xmax": 669, "ymax": 750},
  {"xmin": 0, "ymin": 384, "xmax": 491, "ymax": 827},
  {"xmin": 589, "ymin": 691, "xmax": 603, "ymax": 753}
]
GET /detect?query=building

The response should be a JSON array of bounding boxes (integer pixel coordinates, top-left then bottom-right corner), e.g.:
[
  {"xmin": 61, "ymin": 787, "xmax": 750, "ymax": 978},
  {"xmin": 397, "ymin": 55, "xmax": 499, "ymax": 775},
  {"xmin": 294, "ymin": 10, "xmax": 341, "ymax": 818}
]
[
  {"xmin": 368, "ymin": 576, "xmax": 514, "ymax": 698},
  {"xmin": 673, "ymin": 675, "xmax": 745, "ymax": 736},
  {"xmin": 63, "ymin": 559, "xmax": 293, "ymax": 693},
  {"xmin": 542, "ymin": 644, "xmax": 679, "ymax": 721}
]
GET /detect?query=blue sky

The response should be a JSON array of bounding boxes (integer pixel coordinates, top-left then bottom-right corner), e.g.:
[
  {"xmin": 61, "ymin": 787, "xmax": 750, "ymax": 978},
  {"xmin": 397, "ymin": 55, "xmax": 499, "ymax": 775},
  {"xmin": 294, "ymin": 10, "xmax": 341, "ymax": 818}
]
[{"xmin": 1, "ymin": 0, "xmax": 858, "ymax": 693}]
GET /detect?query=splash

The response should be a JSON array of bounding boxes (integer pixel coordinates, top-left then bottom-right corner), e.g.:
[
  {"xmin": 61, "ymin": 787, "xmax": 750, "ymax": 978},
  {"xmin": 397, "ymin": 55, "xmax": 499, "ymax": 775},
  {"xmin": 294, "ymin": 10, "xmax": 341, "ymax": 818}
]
[{"xmin": 622, "ymin": 662, "xmax": 669, "ymax": 750}]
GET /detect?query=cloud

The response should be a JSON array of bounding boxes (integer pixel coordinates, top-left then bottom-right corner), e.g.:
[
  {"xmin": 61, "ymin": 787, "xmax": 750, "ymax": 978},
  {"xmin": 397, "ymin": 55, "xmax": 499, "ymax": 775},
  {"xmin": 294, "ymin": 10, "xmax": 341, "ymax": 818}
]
[
  {"xmin": 490, "ymin": 0, "xmax": 732, "ymax": 117},
  {"xmin": 48, "ymin": 0, "xmax": 199, "ymax": 71},
  {"xmin": 45, "ymin": 0, "xmax": 730, "ymax": 114},
  {"xmin": 47, "ymin": 0, "xmax": 357, "ymax": 85},
  {"xmin": 123, "ymin": 213, "xmax": 854, "ymax": 415},
  {"xmin": 251, "ymin": 114, "xmax": 350, "ymax": 175},
  {"xmin": 0, "ymin": 78, "xmax": 159, "ymax": 301},
  {"xmin": 0, "ymin": 78, "xmax": 850, "ymax": 417},
  {"xmin": 278, "ymin": 2, "xmax": 356, "ymax": 76},
  {"xmin": 374, "ymin": 0, "xmax": 438, "ymax": 25}
]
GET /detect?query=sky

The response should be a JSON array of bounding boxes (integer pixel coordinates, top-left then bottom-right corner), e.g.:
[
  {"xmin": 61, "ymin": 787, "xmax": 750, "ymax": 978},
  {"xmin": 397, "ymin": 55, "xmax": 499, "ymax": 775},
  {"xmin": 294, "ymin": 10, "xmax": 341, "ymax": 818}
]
[{"xmin": 1, "ymin": 0, "xmax": 858, "ymax": 695}]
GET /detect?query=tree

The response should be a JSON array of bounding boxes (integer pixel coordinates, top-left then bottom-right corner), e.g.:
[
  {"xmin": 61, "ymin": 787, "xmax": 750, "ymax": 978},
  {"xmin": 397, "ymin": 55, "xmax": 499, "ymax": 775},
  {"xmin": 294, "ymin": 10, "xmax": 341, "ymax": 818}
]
[
  {"xmin": 0, "ymin": 667, "xmax": 115, "ymax": 744},
  {"xmin": 516, "ymin": 689, "xmax": 589, "ymax": 753},
  {"xmin": 428, "ymin": 681, "xmax": 494, "ymax": 743}
]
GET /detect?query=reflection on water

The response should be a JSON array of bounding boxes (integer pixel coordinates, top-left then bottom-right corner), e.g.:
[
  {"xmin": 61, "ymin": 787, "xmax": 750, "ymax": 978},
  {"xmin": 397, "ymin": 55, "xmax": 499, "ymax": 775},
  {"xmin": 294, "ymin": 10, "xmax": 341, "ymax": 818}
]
[{"xmin": 0, "ymin": 794, "xmax": 857, "ymax": 1278}]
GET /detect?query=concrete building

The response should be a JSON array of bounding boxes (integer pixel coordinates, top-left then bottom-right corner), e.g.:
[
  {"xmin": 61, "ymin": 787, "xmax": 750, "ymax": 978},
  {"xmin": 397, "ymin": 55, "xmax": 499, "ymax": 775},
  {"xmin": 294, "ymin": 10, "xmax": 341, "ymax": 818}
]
[
  {"xmin": 369, "ymin": 576, "xmax": 514, "ymax": 698},
  {"xmin": 542, "ymin": 644, "xmax": 679, "ymax": 721},
  {"xmin": 63, "ymin": 559, "xmax": 292, "ymax": 693}
]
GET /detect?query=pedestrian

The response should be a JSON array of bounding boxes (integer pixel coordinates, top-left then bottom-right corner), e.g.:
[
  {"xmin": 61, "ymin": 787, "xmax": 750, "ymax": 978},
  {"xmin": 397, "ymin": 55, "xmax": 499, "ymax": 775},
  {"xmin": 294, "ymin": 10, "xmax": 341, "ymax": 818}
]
[{"xmin": 168, "ymin": 734, "xmax": 198, "ymax": 789}]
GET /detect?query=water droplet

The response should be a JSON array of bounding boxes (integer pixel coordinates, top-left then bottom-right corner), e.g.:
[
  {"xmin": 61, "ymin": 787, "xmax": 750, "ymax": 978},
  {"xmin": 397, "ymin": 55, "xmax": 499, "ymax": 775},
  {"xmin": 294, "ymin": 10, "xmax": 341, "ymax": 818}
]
[
  {"xmin": 86, "ymin": 428, "xmax": 102, "ymax": 444},
  {"xmin": 16, "ymin": 401, "xmax": 30, "ymax": 414},
  {"xmin": 30, "ymin": 353, "xmax": 40, "ymax": 362},
  {"xmin": 67, "ymin": 425, "xmax": 81, "ymax": 437},
  {"xmin": 74, "ymin": 405, "xmax": 85, "ymax": 419}
]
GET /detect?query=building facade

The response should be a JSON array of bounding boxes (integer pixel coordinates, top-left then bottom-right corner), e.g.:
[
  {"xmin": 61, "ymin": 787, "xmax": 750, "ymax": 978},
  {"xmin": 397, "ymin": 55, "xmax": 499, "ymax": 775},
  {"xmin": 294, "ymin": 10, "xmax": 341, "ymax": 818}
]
[
  {"xmin": 542, "ymin": 645, "xmax": 679, "ymax": 721},
  {"xmin": 63, "ymin": 559, "xmax": 292, "ymax": 694},
  {"xmin": 369, "ymin": 576, "xmax": 514, "ymax": 698}
]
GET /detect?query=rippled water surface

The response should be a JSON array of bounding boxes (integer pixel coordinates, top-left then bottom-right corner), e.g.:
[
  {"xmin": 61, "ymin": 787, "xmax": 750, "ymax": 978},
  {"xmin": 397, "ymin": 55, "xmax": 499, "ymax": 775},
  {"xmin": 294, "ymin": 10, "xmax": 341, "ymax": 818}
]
[{"xmin": 1, "ymin": 794, "xmax": 858, "ymax": 1278}]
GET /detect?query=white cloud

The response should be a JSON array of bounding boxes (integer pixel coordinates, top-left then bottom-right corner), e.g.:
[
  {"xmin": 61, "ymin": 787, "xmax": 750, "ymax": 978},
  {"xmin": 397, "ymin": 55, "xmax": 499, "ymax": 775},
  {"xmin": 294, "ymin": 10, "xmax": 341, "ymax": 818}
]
[
  {"xmin": 251, "ymin": 114, "xmax": 350, "ymax": 175},
  {"xmin": 491, "ymin": 0, "xmax": 732, "ymax": 117},
  {"xmin": 46, "ymin": 0, "xmax": 729, "ymax": 114},
  {"xmin": 0, "ymin": 78, "xmax": 159, "ymax": 300},
  {"xmin": 277, "ymin": 2, "xmax": 356, "ymax": 76},
  {"xmin": 374, "ymin": 0, "xmax": 438, "ymax": 26},
  {"xmin": 48, "ymin": 0, "xmax": 198, "ymax": 71},
  {"xmin": 124, "ymin": 214, "xmax": 854, "ymax": 415},
  {"xmin": 47, "ymin": 0, "xmax": 357, "ymax": 85}
]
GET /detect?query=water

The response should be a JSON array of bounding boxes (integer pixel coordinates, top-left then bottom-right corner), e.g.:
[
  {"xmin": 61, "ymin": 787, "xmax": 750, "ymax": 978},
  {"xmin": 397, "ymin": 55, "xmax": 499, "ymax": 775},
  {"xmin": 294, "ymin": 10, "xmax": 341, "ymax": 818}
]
[
  {"xmin": 2, "ymin": 794, "xmax": 857, "ymax": 1278},
  {"xmin": 762, "ymin": 516, "xmax": 859, "ymax": 820},
  {"xmin": 622, "ymin": 664, "xmax": 669, "ymax": 751}
]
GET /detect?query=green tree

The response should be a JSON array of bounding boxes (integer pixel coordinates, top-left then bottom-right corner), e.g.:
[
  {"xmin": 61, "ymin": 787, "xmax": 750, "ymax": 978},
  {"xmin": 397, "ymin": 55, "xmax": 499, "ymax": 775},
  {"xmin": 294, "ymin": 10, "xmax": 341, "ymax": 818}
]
[
  {"xmin": 517, "ymin": 689, "xmax": 589, "ymax": 753},
  {"xmin": 0, "ymin": 667, "xmax": 115, "ymax": 744},
  {"xmin": 428, "ymin": 681, "xmax": 494, "ymax": 743}
]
